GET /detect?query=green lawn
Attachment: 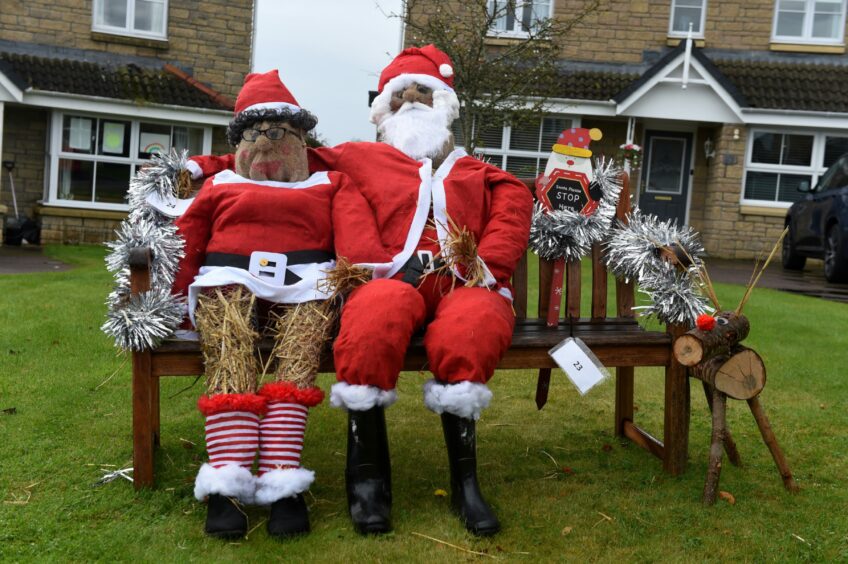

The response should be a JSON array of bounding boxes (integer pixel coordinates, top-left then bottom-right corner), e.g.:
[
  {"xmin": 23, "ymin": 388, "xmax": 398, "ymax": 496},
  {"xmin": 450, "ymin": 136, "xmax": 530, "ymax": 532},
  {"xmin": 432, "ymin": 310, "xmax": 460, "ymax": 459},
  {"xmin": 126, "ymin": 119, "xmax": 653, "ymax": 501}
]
[{"xmin": 1, "ymin": 245, "xmax": 847, "ymax": 562}]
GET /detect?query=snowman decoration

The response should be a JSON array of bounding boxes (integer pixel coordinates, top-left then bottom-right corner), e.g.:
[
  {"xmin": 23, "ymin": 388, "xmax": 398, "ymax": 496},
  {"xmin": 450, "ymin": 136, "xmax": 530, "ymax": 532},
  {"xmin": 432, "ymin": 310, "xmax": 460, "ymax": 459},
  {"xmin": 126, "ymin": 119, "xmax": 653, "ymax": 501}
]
[{"xmin": 536, "ymin": 127, "xmax": 604, "ymax": 217}]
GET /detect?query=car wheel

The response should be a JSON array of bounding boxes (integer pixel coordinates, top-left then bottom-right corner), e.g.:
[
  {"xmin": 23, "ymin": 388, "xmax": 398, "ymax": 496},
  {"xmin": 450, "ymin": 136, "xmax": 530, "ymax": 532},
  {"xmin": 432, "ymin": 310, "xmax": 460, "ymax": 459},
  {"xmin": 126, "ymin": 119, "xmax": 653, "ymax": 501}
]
[
  {"xmin": 781, "ymin": 227, "xmax": 806, "ymax": 270},
  {"xmin": 823, "ymin": 224, "xmax": 848, "ymax": 283}
]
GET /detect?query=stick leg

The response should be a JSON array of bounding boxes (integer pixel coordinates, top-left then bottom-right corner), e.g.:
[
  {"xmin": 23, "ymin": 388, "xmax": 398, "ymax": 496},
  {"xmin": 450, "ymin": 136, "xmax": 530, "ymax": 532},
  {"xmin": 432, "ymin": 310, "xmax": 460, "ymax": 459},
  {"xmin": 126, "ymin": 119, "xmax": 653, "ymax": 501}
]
[
  {"xmin": 747, "ymin": 397, "xmax": 799, "ymax": 492},
  {"xmin": 703, "ymin": 390, "xmax": 726, "ymax": 506},
  {"xmin": 702, "ymin": 382, "xmax": 742, "ymax": 466}
]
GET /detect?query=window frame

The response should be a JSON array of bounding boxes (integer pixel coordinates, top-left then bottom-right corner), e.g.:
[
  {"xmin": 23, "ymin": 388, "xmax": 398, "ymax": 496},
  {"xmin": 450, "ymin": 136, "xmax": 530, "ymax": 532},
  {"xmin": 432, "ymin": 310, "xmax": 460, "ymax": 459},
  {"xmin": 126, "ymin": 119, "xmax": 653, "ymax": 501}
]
[
  {"xmin": 741, "ymin": 127, "xmax": 848, "ymax": 208},
  {"xmin": 770, "ymin": 0, "xmax": 848, "ymax": 45},
  {"xmin": 470, "ymin": 114, "xmax": 579, "ymax": 178},
  {"xmin": 668, "ymin": 0, "xmax": 708, "ymax": 38},
  {"xmin": 46, "ymin": 110, "xmax": 211, "ymax": 212},
  {"xmin": 486, "ymin": 0, "xmax": 555, "ymax": 38},
  {"xmin": 91, "ymin": 0, "xmax": 169, "ymax": 41}
]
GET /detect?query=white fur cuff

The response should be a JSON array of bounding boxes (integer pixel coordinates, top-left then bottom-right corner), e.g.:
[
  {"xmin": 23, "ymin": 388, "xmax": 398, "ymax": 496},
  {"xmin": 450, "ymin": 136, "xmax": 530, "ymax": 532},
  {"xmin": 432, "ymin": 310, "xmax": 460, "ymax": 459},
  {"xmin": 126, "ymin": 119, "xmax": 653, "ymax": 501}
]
[
  {"xmin": 194, "ymin": 463, "xmax": 255, "ymax": 503},
  {"xmin": 423, "ymin": 379, "xmax": 492, "ymax": 420},
  {"xmin": 329, "ymin": 382, "xmax": 398, "ymax": 411},
  {"xmin": 185, "ymin": 159, "xmax": 202, "ymax": 179},
  {"xmin": 254, "ymin": 467, "xmax": 315, "ymax": 506}
]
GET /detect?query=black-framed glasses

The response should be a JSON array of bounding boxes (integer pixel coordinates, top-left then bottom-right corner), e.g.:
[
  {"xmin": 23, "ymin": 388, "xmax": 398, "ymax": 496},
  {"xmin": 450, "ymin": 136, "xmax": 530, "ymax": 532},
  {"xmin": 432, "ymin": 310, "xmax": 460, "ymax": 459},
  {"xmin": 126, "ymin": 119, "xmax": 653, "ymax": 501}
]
[{"xmin": 241, "ymin": 127, "xmax": 303, "ymax": 142}]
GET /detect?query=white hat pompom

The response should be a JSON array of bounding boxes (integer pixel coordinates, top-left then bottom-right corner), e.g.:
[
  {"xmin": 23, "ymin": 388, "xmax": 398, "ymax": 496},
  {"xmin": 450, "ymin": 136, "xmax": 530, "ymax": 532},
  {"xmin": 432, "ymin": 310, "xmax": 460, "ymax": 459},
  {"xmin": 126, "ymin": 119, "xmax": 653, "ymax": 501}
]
[{"xmin": 439, "ymin": 64, "xmax": 453, "ymax": 78}]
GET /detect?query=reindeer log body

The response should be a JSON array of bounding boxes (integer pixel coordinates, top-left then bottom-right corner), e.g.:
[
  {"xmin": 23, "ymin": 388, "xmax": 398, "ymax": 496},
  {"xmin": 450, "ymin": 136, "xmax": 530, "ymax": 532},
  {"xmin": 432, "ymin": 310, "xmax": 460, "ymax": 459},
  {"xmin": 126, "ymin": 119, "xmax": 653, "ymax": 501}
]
[
  {"xmin": 673, "ymin": 311, "xmax": 751, "ymax": 367},
  {"xmin": 692, "ymin": 345, "xmax": 766, "ymax": 400}
]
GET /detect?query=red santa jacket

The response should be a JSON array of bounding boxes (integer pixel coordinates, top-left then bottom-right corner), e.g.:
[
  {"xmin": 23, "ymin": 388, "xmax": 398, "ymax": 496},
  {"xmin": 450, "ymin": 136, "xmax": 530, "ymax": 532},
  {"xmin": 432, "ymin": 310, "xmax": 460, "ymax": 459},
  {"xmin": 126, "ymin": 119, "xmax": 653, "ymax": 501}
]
[
  {"xmin": 172, "ymin": 169, "xmax": 387, "ymax": 303},
  {"xmin": 188, "ymin": 143, "xmax": 533, "ymax": 297}
]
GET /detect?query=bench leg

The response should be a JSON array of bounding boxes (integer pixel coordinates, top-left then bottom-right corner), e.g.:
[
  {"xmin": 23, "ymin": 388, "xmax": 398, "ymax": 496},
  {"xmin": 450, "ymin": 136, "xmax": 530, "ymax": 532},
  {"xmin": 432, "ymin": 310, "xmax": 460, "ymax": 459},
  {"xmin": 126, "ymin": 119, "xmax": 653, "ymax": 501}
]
[
  {"xmin": 614, "ymin": 366, "xmax": 634, "ymax": 436},
  {"xmin": 663, "ymin": 324, "xmax": 690, "ymax": 476},
  {"xmin": 151, "ymin": 375, "xmax": 160, "ymax": 447},
  {"xmin": 132, "ymin": 350, "xmax": 155, "ymax": 489}
]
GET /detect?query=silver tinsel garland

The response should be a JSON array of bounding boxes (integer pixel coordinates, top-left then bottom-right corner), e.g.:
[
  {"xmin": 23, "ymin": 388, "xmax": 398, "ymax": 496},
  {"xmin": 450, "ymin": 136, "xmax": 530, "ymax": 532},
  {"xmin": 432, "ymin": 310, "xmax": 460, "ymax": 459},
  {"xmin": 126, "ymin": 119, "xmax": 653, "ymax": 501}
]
[
  {"xmin": 604, "ymin": 211, "xmax": 710, "ymax": 326},
  {"xmin": 102, "ymin": 150, "xmax": 188, "ymax": 351},
  {"xmin": 529, "ymin": 157, "xmax": 623, "ymax": 262}
]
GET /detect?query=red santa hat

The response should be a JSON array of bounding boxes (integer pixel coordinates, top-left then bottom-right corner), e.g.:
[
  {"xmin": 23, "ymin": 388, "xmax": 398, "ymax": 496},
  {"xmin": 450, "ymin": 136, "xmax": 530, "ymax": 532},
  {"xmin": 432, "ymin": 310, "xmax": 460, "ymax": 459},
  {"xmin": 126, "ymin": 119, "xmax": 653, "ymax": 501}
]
[
  {"xmin": 377, "ymin": 44, "xmax": 455, "ymax": 95},
  {"xmin": 552, "ymin": 127, "xmax": 603, "ymax": 158},
  {"xmin": 234, "ymin": 69, "xmax": 301, "ymax": 117}
]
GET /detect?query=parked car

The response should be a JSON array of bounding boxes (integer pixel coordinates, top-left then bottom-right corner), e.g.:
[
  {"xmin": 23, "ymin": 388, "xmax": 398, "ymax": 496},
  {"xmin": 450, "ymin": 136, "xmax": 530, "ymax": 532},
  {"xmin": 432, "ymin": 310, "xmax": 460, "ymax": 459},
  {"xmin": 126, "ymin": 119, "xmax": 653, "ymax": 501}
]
[{"xmin": 783, "ymin": 153, "xmax": 848, "ymax": 282}]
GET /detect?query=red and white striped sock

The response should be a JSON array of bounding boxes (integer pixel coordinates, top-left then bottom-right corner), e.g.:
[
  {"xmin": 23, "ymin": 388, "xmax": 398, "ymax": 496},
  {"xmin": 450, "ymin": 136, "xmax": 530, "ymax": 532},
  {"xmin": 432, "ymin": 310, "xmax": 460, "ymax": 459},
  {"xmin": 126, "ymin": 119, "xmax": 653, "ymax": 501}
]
[
  {"xmin": 254, "ymin": 382, "xmax": 324, "ymax": 505},
  {"xmin": 194, "ymin": 393, "xmax": 266, "ymax": 503},
  {"xmin": 205, "ymin": 411, "xmax": 261, "ymax": 470},
  {"xmin": 258, "ymin": 402, "xmax": 307, "ymax": 474}
]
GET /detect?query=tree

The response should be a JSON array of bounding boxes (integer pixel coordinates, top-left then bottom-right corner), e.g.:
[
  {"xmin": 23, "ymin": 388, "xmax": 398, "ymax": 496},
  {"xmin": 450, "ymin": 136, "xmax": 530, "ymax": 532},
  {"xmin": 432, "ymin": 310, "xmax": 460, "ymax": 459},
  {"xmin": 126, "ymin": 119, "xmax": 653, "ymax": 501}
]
[{"xmin": 391, "ymin": 0, "xmax": 602, "ymax": 153}]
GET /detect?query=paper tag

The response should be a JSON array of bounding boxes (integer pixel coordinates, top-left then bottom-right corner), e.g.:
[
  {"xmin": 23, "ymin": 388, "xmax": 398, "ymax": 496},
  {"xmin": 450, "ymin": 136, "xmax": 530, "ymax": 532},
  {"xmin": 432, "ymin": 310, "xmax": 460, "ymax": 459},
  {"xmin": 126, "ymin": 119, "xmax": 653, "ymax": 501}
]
[
  {"xmin": 145, "ymin": 192, "xmax": 194, "ymax": 218},
  {"xmin": 548, "ymin": 337, "xmax": 609, "ymax": 395}
]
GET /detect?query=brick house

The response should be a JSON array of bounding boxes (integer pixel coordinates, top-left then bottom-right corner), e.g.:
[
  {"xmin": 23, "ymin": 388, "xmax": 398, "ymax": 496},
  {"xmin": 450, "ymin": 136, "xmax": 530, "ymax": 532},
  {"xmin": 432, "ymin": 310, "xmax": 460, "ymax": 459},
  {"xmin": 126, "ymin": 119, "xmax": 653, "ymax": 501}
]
[
  {"xmin": 430, "ymin": 0, "xmax": 848, "ymax": 259},
  {"xmin": 0, "ymin": 0, "xmax": 253, "ymax": 244}
]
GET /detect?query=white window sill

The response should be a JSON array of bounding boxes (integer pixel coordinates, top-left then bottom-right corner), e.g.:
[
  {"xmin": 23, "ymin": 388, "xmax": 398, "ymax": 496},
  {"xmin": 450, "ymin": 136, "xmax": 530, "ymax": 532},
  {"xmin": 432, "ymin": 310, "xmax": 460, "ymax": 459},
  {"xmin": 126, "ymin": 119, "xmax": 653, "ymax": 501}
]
[
  {"xmin": 42, "ymin": 200, "xmax": 130, "ymax": 214},
  {"xmin": 91, "ymin": 25, "xmax": 168, "ymax": 42},
  {"xmin": 739, "ymin": 202, "xmax": 792, "ymax": 217}
]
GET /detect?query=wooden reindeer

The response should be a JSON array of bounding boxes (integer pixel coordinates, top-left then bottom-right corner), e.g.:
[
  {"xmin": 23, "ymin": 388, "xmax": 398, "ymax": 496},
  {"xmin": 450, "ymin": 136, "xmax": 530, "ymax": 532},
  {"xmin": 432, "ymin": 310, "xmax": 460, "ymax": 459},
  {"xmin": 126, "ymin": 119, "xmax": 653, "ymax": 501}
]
[{"xmin": 670, "ymin": 230, "xmax": 800, "ymax": 505}]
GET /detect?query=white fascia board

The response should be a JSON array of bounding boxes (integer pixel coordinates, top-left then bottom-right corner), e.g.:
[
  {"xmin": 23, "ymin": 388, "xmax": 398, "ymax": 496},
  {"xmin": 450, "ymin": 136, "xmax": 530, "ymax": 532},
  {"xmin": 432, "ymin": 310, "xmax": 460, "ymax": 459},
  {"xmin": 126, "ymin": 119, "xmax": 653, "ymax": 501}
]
[
  {"xmin": 616, "ymin": 54, "xmax": 745, "ymax": 123},
  {"xmin": 742, "ymin": 108, "xmax": 848, "ymax": 129},
  {"xmin": 22, "ymin": 90, "xmax": 231, "ymax": 126},
  {"xmin": 544, "ymin": 98, "xmax": 617, "ymax": 117},
  {"xmin": 616, "ymin": 53, "xmax": 685, "ymax": 115},
  {"xmin": 0, "ymin": 72, "xmax": 24, "ymax": 103},
  {"xmin": 515, "ymin": 95, "xmax": 617, "ymax": 117}
]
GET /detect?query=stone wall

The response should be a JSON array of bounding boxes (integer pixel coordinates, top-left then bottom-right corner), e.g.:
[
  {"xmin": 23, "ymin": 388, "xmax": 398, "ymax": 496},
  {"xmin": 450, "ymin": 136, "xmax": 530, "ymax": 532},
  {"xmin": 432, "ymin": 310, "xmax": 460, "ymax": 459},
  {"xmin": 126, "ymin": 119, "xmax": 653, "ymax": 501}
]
[
  {"xmin": 692, "ymin": 124, "xmax": 785, "ymax": 259},
  {"xmin": 556, "ymin": 0, "xmax": 844, "ymax": 63},
  {"xmin": 0, "ymin": 0, "xmax": 253, "ymax": 99},
  {"xmin": 40, "ymin": 210, "xmax": 126, "ymax": 245}
]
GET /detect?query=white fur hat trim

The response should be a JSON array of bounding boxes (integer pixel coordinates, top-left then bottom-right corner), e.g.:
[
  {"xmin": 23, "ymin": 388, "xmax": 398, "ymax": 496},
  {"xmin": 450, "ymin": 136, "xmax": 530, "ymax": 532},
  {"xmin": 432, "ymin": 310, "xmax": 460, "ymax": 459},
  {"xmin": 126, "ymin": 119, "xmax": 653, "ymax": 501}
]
[{"xmin": 423, "ymin": 379, "xmax": 493, "ymax": 420}]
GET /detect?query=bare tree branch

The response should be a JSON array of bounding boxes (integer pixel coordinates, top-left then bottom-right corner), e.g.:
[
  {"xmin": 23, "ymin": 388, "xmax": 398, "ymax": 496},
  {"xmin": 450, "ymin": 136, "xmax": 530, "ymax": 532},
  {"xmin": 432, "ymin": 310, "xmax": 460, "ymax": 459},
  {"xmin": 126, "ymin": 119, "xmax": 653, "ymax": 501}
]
[{"xmin": 392, "ymin": 0, "xmax": 604, "ymax": 153}]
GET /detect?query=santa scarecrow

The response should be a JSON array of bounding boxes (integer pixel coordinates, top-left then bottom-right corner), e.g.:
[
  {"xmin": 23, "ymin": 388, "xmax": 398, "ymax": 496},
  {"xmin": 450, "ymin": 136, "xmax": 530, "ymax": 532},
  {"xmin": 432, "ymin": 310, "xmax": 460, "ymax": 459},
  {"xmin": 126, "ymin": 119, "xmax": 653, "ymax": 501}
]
[
  {"xmin": 187, "ymin": 45, "xmax": 533, "ymax": 537},
  {"xmin": 173, "ymin": 70, "xmax": 374, "ymax": 540}
]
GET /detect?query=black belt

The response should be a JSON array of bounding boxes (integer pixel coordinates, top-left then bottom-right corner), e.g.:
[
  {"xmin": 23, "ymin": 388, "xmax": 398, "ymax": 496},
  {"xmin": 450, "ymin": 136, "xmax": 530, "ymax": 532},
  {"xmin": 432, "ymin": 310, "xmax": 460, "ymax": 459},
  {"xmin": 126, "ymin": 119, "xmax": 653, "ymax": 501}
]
[
  {"xmin": 399, "ymin": 251, "xmax": 445, "ymax": 285},
  {"xmin": 204, "ymin": 250, "xmax": 333, "ymax": 285}
]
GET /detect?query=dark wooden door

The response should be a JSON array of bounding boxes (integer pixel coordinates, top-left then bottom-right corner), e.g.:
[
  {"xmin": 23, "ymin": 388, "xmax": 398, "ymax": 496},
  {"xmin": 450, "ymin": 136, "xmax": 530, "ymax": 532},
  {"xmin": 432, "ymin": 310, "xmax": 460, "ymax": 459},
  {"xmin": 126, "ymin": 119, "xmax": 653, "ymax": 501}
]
[{"xmin": 640, "ymin": 130, "xmax": 693, "ymax": 225}]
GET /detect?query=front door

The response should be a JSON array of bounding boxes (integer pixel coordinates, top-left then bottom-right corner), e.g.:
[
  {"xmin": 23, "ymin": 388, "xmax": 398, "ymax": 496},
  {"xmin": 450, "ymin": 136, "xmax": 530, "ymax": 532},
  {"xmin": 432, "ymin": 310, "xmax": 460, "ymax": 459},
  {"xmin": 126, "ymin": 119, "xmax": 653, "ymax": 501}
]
[{"xmin": 640, "ymin": 130, "xmax": 693, "ymax": 225}]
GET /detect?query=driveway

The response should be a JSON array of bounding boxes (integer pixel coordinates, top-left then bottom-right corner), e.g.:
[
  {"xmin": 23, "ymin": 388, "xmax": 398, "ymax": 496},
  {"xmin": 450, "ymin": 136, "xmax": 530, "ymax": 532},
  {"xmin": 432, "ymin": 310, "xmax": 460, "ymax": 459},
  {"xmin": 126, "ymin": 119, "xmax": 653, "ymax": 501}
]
[
  {"xmin": 0, "ymin": 245, "xmax": 73, "ymax": 274},
  {"xmin": 707, "ymin": 258, "xmax": 848, "ymax": 304}
]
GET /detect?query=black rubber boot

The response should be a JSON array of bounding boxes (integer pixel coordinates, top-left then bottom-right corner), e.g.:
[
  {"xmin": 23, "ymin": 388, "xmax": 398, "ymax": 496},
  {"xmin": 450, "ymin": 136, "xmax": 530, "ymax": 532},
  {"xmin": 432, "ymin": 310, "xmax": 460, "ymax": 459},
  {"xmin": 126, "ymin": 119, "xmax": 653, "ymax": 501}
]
[
  {"xmin": 205, "ymin": 494, "xmax": 247, "ymax": 539},
  {"xmin": 441, "ymin": 412, "xmax": 501, "ymax": 536},
  {"xmin": 346, "ymin": 406, "xmax": 392, "ymax": 535},
  {"xmin": 267, "ymin": 493, "xmax": 310, "ymax": 539}
]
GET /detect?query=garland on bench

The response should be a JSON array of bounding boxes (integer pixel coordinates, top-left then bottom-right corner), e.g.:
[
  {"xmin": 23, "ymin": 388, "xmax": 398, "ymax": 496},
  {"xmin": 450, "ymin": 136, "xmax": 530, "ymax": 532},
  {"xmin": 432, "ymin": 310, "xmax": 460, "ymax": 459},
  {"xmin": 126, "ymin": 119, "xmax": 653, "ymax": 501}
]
[
  {"xmin": 604, "ymin": 211, "xmax": 711, "ymax": 326},
  {"xmin": 528, "ymin": 157, "xmax": 623, "ymax": 262},
  {"xmin": 102, "ymin": 150, "xmax": 188, "ymax": 351}
]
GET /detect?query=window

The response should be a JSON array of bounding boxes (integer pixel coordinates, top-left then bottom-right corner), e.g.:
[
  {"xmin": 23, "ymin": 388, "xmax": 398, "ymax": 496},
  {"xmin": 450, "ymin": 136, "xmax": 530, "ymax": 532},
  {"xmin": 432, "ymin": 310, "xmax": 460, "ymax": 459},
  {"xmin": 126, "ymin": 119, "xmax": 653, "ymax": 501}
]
[
  {"xmin": 669, "ymin": 0, "xmax": 707, "ymax": 37},
  {"xmin": 772, "ymin": 0, "xmax": 847, "ymax": 44},
  {"xmin": 454, "ymin": 115, "xmax": 575, "ymax": 177},
  {"xmin": 743, "ymin": 129, "xmax": 848, "ymax": 205},
  {"xmin": 488, "ymin": 1, "xmax": 553, "ymax": 36},
  {"xmin": 93, "ymin": 0, "xmax": 168, "ymax": 40},
  {"xmin": 48, "ymin": 112, "xmax": 208, "ymax": 211}
]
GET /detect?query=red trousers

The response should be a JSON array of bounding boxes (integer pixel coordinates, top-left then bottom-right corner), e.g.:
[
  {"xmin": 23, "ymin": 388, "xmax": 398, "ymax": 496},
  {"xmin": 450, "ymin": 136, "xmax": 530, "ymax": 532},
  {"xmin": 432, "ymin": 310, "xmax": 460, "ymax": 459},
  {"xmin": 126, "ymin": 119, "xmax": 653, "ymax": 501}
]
[{"xmin": 333, "ymin": 275, "xmax": 515, "ymax": 390}]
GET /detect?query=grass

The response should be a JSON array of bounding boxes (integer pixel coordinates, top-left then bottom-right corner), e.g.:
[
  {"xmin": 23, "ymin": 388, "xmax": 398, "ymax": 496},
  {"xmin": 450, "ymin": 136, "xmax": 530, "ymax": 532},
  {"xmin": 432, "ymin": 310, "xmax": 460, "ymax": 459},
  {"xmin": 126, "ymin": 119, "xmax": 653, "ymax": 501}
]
[{"xmin": 1, "ymin": 245, "xmax": 847, "ymax": 562}]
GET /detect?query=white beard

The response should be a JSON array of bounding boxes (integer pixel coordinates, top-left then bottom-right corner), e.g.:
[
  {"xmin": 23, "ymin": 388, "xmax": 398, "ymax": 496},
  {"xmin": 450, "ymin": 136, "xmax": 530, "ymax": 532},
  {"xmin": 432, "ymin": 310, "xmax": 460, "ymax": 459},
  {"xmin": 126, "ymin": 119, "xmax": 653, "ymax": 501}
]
[{"xmin": 377, "ymin": 101, "xmax": 454, "ymax": 161}]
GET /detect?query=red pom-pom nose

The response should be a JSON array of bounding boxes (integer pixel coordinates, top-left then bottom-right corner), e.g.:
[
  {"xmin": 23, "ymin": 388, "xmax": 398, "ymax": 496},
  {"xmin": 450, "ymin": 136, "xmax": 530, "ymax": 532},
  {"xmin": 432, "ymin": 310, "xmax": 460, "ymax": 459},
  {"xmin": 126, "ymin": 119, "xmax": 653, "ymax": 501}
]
[{"xmin": 696, "ymin": 314, "xmax": 716, "ymax": 331}]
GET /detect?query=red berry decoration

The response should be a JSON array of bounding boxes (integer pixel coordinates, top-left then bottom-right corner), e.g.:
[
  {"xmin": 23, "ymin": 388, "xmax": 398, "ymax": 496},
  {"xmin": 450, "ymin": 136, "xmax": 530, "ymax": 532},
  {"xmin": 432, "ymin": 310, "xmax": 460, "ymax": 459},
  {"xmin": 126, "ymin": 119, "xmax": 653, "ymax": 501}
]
[{"xmin": 696, "ymin": 314, "xmax": 716, "ymax": 331}]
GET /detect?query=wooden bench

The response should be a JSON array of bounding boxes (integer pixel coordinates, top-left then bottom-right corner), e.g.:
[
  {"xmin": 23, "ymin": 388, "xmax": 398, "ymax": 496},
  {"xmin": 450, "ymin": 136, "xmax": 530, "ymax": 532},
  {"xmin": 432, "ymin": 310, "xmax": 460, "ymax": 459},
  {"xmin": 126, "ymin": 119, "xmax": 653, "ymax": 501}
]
[{"xmin": 127, "ymin": 174, "xmax": 690, "ymax": 490}]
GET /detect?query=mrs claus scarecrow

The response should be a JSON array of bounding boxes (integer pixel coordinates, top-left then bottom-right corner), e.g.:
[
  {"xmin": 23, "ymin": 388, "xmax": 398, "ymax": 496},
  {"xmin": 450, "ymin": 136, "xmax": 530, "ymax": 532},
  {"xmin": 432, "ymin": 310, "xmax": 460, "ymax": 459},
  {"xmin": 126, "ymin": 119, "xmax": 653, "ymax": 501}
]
[
  {"xmin": 173, "ymin": 71, "xmax": 368, "ymax": 540},
  {"xmin": 186, "ymin": 45, "xmax": 534, "ymax": 537}
]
